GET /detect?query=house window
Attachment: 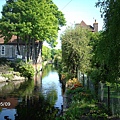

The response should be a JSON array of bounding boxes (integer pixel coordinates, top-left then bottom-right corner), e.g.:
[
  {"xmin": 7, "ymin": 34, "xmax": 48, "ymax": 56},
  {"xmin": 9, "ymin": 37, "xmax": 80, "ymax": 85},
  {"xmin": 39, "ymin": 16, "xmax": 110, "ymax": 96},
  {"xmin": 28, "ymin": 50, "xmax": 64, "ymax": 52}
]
[{"xmin": 1, "ymin": 45, "xmax": 5, "ymax": 55}]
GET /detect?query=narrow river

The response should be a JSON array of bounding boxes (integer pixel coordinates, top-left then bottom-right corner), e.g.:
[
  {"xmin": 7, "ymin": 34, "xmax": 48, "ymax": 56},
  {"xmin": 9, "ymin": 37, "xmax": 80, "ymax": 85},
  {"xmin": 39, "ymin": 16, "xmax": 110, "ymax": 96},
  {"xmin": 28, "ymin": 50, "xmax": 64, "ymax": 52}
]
[{"xmin": 0, "ymin": 64, "xmax": 64, "ymax": 120}]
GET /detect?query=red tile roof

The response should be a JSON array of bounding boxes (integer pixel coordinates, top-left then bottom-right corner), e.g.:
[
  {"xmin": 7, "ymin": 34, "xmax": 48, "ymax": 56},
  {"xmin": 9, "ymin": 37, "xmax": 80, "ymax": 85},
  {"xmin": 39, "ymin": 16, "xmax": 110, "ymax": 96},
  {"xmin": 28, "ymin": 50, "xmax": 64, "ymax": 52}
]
[
  {"xmin": 75, "ymin": 20, "xmax": 95, "ymax": 32},
  {"xmin": 0, "ymin": 35, "xmax": 39, "ymax": 45},
  {"xmin": 0, "ymin": 35, "xmax": 17, "ymax": 44},
  {"xmin": 80, "ymin": 20, "xmax": 87, "ymax": 27}
]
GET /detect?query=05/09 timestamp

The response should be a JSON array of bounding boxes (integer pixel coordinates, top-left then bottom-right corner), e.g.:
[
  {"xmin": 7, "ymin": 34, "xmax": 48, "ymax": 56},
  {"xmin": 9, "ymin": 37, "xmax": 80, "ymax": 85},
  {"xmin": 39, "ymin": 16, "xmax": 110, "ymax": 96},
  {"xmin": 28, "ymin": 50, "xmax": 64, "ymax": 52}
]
[{"xmin": 0, "ymin": 102, "xmax": 11, "ymax": 106}]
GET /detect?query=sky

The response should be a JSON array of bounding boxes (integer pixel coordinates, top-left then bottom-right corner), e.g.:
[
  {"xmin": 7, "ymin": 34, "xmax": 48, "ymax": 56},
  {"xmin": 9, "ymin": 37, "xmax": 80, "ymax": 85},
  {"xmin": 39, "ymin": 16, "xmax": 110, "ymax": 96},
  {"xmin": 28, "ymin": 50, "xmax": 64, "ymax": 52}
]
[
  {"xmin": 0, "ymin": 0, "xmax": 103, "ymax": 49},
  {"xmin": 53, "ymin": 0, "xmax": 104, "ymax": 48},
  {"xmin": 53, "ymin": 0, "xmax": 103, "ymax": 31}
]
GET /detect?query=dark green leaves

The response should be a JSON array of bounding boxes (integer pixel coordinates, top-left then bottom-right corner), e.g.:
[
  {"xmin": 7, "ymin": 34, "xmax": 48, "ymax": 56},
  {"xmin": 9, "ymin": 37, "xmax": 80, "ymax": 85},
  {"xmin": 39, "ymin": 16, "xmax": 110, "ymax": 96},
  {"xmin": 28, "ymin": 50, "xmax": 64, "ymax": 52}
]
[{"xmin": 96, "ymin": 0, "xmax": 120, "ymax": 83}]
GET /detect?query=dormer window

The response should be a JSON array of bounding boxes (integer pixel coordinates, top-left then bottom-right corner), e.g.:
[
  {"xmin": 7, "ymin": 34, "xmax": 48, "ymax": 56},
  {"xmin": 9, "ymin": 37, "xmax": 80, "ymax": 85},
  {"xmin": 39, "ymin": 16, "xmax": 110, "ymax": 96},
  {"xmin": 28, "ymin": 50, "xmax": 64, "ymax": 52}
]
[{"xmin": 1, "ymin": 45, "xmax": 5, "ymax": 55}]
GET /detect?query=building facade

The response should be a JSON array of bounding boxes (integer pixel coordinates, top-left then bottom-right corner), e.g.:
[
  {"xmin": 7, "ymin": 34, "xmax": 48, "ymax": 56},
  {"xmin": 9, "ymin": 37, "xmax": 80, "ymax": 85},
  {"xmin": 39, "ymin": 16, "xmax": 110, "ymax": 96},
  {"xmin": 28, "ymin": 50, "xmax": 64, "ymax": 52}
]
[
  {"xmin": 0, "ymin": 35, "xmax": 26, "ymax": 60},
  {"xmin": 75, "ymin": 20, "xmax": 98, "ymax": 32}
]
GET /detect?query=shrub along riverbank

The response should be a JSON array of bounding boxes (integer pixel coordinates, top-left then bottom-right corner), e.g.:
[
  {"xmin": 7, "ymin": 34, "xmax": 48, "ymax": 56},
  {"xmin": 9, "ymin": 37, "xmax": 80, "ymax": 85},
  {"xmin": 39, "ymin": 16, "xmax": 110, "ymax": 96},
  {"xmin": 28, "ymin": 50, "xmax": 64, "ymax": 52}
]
[
  {"xmin": 56, "ymin": 78, "xmax": 120, "ymax": 120},
  {"xmin": 0, "ymin": 58, "xmax": 35, "ymax": 81}
]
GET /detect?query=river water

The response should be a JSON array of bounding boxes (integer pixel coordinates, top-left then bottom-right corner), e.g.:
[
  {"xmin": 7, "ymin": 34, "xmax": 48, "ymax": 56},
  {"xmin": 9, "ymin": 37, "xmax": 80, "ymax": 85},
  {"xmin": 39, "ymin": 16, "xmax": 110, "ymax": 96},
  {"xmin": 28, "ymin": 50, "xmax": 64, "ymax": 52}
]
[{"xmin": 0, "ymin": 65, "xmax": 63, "ymax": 120}]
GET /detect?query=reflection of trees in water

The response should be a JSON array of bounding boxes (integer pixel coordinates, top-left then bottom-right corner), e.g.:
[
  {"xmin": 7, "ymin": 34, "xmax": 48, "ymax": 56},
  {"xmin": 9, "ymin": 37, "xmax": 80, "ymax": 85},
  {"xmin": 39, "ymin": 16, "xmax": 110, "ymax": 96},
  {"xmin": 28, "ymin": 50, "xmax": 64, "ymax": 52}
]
[
  {"xmin": 42, "ymin": 64, "xmax": 55, "ymax": 79},
  {"xmin": 11, "ymin": 74, "xmax": 58, "ymax": 119},
  {"xmin": 15, "ymin": 93, "xmax": 58, "ymax": 120},
  {"xmin": 0, "ymin": 64, "xmax": 62, "ymax": 119},
  {"xmin": 34, "ymin": 72, "xmax": 42, "ymax": 92},
  {"xmin": 11, "ymin": 79, "xmax": 34, "ymax": 97},
  {"xmin": 45, "ymin": 89, "xmax": 57, "ymax": 106},
  {"xmin": 0, "ymin": 81, "xmax": 24, "ymax": 96}
]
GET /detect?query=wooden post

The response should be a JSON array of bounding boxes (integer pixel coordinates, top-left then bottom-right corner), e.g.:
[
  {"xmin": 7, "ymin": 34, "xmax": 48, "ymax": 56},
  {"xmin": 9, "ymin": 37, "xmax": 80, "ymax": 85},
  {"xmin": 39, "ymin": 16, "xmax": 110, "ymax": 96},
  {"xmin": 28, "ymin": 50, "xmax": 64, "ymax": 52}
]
[{"xmin": 108, "ymin": 86, "xmax": 111, "ymax": 115}]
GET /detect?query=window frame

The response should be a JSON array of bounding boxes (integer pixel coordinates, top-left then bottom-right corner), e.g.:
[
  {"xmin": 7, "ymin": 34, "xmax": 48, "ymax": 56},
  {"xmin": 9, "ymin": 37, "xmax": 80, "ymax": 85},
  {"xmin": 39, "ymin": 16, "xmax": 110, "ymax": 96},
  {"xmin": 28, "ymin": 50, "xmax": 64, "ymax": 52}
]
[{"xmin": 1, "ymin": 45, "xmax": 5, "ymax": 55}]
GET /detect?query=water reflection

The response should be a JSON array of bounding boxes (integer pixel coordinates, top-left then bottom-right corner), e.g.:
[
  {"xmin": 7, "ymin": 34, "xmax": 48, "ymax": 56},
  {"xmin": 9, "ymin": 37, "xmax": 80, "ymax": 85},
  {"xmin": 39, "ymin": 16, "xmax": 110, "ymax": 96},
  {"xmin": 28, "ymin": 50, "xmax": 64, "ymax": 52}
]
[
  {"xmin": 0, "ymin": 109, "xmax": 16, "ymax": 120},
  {"xmin": 0, "ymin": 80, "xmax": 24, "ymax": 96},
  {"xmin": 0, "ymin": 64, "xmax": 63, "ymax": 120},
  {"xmin": 15, "ymin": 93, "xmax": 58, "ymax": 120},
  {"xmin": 42, "ymin": 65, "xmax": 63, "ymax": 110}
]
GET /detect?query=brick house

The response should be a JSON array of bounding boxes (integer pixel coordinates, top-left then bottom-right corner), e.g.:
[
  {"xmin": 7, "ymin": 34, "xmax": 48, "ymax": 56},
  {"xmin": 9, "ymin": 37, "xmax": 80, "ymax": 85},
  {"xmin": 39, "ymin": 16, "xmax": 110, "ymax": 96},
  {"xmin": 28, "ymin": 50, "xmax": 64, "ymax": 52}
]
[{"xmin": 75, "ymin": 20, "xmax": 98, "ymax": 32}]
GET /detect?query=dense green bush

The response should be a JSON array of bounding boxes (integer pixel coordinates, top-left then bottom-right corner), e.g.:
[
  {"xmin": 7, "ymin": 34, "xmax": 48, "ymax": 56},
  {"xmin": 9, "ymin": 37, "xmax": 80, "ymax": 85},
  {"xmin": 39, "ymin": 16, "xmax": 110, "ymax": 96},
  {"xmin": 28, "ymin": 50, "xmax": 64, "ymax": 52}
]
[
  {"xmin": 10, "ymin": 59, "xmax": 35, "ymax": 79},
  {"xmin": 0, "ymin": 58, "xmax": 34, "ymax": 79},
  {"xmin": 18, "ymin": 63, "xmax": 35, "ymax": 79}
]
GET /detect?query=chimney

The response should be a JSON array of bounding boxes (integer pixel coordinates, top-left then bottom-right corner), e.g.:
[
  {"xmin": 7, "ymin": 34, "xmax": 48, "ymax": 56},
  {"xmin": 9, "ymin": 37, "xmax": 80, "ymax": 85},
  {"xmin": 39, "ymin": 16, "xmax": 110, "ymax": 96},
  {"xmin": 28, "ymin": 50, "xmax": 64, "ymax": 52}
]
[{"xmin": 93, "ymin": 20, "xmax": 98, "ymax": 32}]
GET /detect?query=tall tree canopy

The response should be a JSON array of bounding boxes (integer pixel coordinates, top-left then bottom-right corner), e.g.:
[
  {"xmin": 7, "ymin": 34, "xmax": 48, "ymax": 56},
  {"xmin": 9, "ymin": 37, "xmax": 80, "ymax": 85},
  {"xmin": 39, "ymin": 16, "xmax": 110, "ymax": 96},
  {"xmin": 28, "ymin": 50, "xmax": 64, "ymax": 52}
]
[
  {"xmin": 0, "ymin": 0, "xmax": 66, "ymax": 62},
  {"xmin": 0, "ymin": 0, "xmax": 66, "ymax": 43},
  {"xmin": 96, "ymin": 0, "xmax": 120, "ymax": 83},
  {"xmin": 61, "ymin": 26, "xmax": 91, "ymax": 77}
]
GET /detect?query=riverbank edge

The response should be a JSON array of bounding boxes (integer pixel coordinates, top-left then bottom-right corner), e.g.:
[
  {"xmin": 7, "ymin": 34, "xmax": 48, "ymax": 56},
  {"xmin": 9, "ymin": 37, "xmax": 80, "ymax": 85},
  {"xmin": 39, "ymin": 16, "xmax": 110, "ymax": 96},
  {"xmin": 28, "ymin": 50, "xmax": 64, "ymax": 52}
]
[
  {"xmin": 61, "ymin": 79, "xmax": 120, "ymax": 119},
  {"xmin": 59, "ymin": 77, "xmax": 68, "ymax": 115},
  {"xmin": 0, "ymin": 61, "xmax": 48, "ymax": 83},
  {"xmin": 63, "ymin": 90, "xmax": 68, "ymax": 115},
  {"xmin": 0, "ymin": 72, "xmax": 26, "ymax": 83}
]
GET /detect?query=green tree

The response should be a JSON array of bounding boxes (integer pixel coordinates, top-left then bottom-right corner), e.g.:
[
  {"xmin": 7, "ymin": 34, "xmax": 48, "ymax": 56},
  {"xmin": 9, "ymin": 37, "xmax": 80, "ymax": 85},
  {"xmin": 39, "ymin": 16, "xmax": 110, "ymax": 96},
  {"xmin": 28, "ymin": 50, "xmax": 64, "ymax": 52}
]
[
  {"xmin": 89, "ymin": 32, "xmax": 103, "ymax": 99},
  {"xmin": 96, "ymin": 0, "xmax": 120, "ymax": 83},
  {"xmin": 42, "ymin": 46, "xmax": 51, "ymax": 61},
  {"xmin": 61, "ymin": 26, "xmax": 91, "ymax": 78},
  {"xmin": 0, "ymin": 0, "xmax": 66, "ymax": 63},
  {"xmin": 53, "ymin": 49, "xmax": 62, "ymax": 69},
  {"xmin": 96, "ymin": 0, "xmax": 120, "ymax": 113}
]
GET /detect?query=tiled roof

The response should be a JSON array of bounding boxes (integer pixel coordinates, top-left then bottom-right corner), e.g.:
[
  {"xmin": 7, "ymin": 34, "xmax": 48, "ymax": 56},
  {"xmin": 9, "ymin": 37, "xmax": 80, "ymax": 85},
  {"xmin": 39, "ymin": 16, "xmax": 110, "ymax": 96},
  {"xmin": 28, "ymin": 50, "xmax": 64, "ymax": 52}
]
[
  {"xmin": 0, "ymin": 35, "xmax": 39, "ymax": 45},
  {"xmin": 75, "ymin": 20, "xmax": 95, "ymax": 32},
  {"xmin": 0, "ymin": 37, "xmax": 4, "ymax": 44},
  {"xmin": 80, "ymin": 20, "xmax": 87, "ymax": 27},
  {"xmin": 0, "ymin": 35, "xmax": 17, "ymax": 44}
]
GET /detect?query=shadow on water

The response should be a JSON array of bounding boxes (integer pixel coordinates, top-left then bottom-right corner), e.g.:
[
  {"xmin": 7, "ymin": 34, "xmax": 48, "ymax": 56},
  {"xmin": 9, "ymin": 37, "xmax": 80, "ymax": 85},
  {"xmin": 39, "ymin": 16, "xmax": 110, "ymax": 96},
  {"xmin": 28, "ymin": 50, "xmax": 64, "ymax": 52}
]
[
  {"xmin": 15, "ymin": 93, "xmax": 58, "ymax": 120},
  {"xmin": 0, "ymin": 64, "xmax": 64, "ymax": 120}
]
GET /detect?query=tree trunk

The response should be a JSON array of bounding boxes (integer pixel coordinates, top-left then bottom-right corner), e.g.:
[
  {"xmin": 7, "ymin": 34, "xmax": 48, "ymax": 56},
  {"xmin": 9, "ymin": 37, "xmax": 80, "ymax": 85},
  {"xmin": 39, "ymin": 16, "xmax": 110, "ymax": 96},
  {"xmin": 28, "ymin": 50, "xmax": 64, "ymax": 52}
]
[
  {"xmin": 24, "ymin": 35, "xmax": 27, "ymax": 62},
  {"xmin": 100, "ymin": 82, "xmax": 104, "ymax": 102},
  {"xmin": 37, "ymin": 41, "xmax": 43, "ymax": 56},
  {"xmin": 32, "ymin": 38, "xmax": 36, "ymax": 64},
  {"xmin": 35, "ymin": 44, "xmax": 37, "ymax": 63},
  {"xmin": 27, "ymin": 36, "xmax": 31, "ymax": 62},
  {"xmin": 87, "ymin": 76, "xmax": 89, "ymax": 90},
  {"xmin": 16, "ymin": 35, "xmax": 21, "ymax": 55},
  {"xmin": 83, "ymin": 73, "xmax": 85, "ymax": 87},
  {"xmin": 94, "ymin": 82, "xmax": 99, "ymax": 100},
  {"xmin": 108, "ymin": 86, "xmax": 112, "ymax": 115},
  {"xmin": 36, "ymin": 41, "xmax": 43, "ymax": 63}
]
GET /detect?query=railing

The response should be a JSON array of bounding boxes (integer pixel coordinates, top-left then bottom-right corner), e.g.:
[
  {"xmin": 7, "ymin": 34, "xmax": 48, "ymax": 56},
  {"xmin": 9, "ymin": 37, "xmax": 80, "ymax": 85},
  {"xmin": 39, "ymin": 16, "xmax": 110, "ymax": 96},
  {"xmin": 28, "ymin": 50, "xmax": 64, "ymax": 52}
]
[{"xmin": 77, "ymin": 70, "xmax": 120, "ymax": 116}]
